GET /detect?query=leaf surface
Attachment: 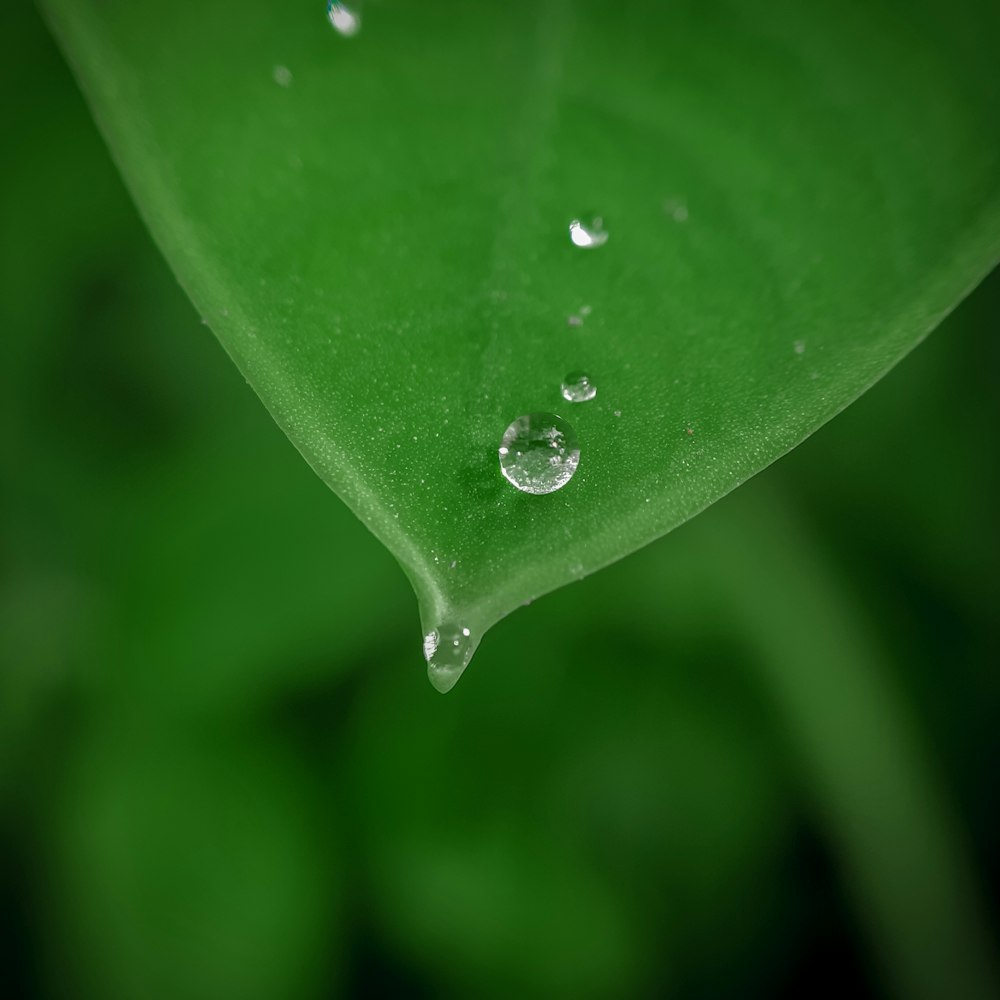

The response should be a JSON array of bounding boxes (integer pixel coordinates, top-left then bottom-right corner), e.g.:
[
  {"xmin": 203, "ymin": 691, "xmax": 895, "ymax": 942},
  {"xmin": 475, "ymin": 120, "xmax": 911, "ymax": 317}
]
[{"xmin": 41, "ymin": 0, "xmax": 1000, "ymax": 688}]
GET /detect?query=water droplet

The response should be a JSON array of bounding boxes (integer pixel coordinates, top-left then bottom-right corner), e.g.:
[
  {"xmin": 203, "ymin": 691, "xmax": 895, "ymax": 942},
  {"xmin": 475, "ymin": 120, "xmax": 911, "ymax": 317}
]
[
  {"xmin": 423, "ymin": 624, "xmax": 476, "ymax": 693},
  {"xmin": 498, "ymin": 413, "xmax": 580, "ymax": 495},
  {"xmin": 272, "ymin": 64, "xmax": 293, "ymax": 87},
  {"xmin": 569, "ymin": 218, "xmax": 608, "ymax": 248},
  {"xmin": 327, "ymin": 2, "xmax": 361, "ymax": 36},
  {"xmin": 561, "ymin": 371, "xmax": 597, "ymax": 403},
  {"xmin": 793, "ymin": 340, "xmax": 806, "ymax": 355},
  {"xmin": 567, "ymin": 314, "xmax": 583, "ymax": 327}
]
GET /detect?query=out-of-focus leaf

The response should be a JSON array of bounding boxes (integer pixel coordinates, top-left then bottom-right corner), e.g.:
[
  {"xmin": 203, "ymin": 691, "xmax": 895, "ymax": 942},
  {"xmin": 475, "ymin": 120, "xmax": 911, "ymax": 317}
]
[{"xmin": 44, "ymin": 728, "xmax": 339, "ymax": 1000}]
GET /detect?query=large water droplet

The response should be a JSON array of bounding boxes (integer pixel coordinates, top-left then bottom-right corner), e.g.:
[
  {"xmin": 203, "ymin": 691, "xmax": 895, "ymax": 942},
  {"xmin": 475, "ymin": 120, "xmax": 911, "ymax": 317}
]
[
  {"xmin": 561, "ymin": 372, "xmax": 597, "ymax": 403},
  {"xmin": 424, "ymin": 624, "xmax": 476, "ymax": 693},
  {"xmin": 327, "ymin": 1, "xmax": 361, "ymax": 36},
  {"xmin": 568, "ymin": 218, "xmax": 608, "ymax": 248},
  {"xmin": 498, "ymin": 413, "xmax": 580, "ymax": 495}
]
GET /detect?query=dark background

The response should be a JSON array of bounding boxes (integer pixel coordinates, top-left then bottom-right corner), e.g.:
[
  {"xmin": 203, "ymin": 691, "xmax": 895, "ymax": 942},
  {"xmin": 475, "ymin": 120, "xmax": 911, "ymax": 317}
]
[{"xmin": 2, "ymin": 3, "xmax": 998, "ymax": 997}]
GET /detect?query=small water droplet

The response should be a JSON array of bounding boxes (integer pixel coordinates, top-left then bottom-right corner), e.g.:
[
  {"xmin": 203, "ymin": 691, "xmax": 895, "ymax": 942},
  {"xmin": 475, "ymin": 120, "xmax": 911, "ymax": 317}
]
[
  {"xmin": 327, "ymin": 2, "xmax": 361, "ymax": 36},
  {"xmin": 498, "ymin": 413, "xmax": 580, "ymax": 495},
  {"xmin": 423, "ymin": 624, "xmax": 476, "ymax": 693},
  {"xmin": 272, "ymin": 64, "xmax": 293, "ymax": 87},
  {"xmin": 569, "ymin": 218, "xmax": 608, "ymax": 248},
  {"xmin": 793, "ymin": 340, "xmax": 806, "ymax": 355},
  {"xmin": 613, "ymin": 409, "xmax": 622, "ymax": 417},
  {"xmin": 561, "ymin": 371, "xmax": 597, "ymax": 403},
  {"xmin": 567, "ymin": 314, "xmax": 583, "ymax": 327}
]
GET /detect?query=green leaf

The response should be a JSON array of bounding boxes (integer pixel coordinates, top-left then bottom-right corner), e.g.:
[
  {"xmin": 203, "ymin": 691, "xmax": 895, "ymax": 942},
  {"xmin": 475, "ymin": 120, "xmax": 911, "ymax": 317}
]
[{"xmin": 40, "ymin": 0, "xmax": 1000, "ymax": 689}]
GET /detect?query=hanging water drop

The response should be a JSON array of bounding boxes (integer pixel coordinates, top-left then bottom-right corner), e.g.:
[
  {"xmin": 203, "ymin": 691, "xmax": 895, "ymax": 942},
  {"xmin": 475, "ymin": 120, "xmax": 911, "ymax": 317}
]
[
  {"xmin": 498, "ymin": 413, "xmax": 580, "ymax": 495},
  {"xmin": 424, "ymin": 624, "xmax": 477, "ymax": 693},
  {"xmin": 327, "ymin": 1, "xmax": 361, "ymax": 36},
  {"xmin": 568, "ymin": 218, "xmax": 608, "ymax": 248},
  {"xmin": 561, "ymin": 372, "xmax": 597, "ymax": 403}
]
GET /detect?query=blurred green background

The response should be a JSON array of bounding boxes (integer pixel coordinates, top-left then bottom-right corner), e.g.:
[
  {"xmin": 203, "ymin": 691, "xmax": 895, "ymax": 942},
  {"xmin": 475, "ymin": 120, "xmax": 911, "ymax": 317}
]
[{"xmin": 2, "ymin": 3, "xmax": 998, "ymax": 998}]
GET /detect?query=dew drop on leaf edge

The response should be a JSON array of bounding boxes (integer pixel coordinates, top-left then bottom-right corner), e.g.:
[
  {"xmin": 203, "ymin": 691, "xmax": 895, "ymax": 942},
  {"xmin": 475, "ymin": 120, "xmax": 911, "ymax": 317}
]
[
  {"xmin": 498, "ymin": 413, "xmax": 580, "ymax": 495},
  {"xmin": 423, "ymin": 624, "xmax": 476, "ymax": 693}
]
